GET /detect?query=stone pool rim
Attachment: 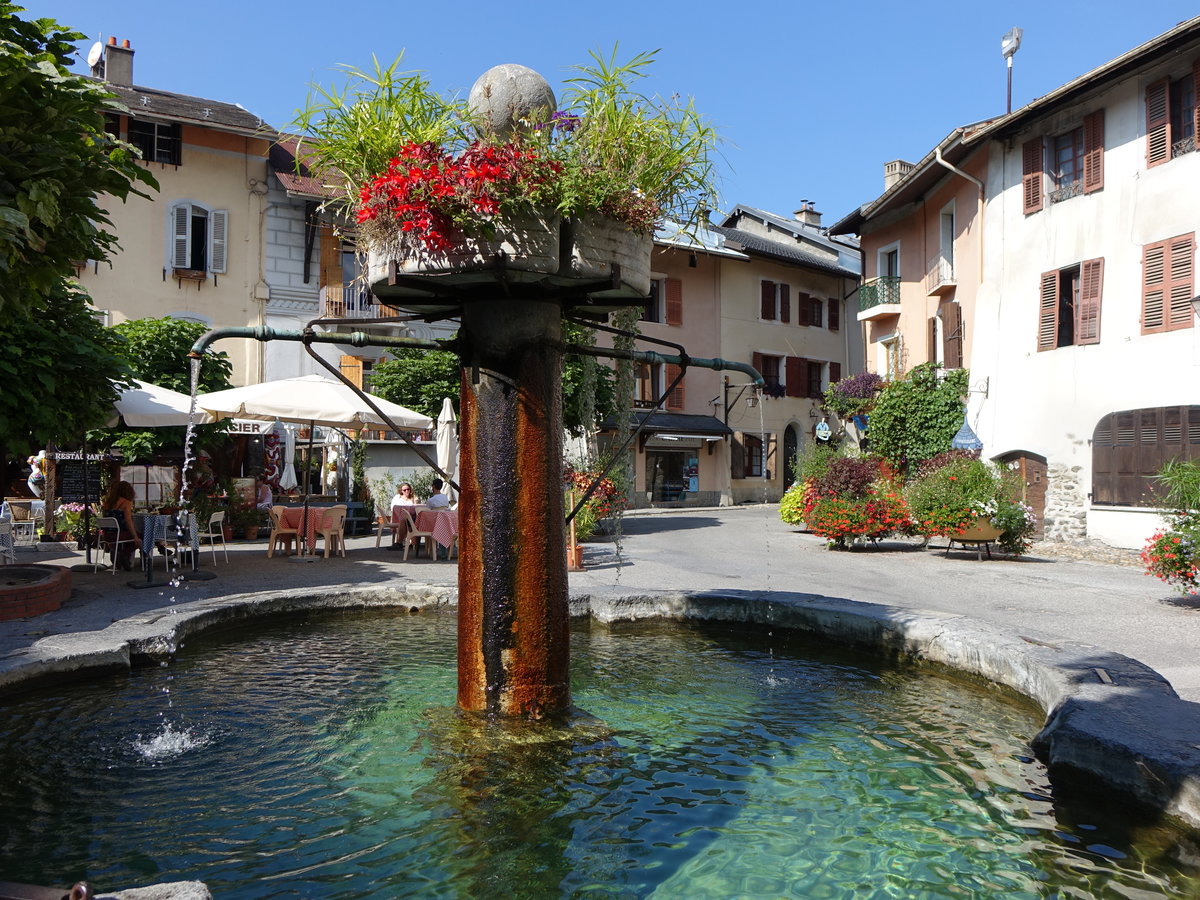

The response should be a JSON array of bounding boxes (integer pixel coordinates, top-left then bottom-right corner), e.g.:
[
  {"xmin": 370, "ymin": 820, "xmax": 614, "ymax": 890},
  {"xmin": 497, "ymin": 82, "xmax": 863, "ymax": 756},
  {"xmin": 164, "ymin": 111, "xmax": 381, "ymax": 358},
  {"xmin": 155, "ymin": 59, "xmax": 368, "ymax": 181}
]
[{"xmin": 1, "ymin": 582, "xmax": 1198, "ymax": 833}]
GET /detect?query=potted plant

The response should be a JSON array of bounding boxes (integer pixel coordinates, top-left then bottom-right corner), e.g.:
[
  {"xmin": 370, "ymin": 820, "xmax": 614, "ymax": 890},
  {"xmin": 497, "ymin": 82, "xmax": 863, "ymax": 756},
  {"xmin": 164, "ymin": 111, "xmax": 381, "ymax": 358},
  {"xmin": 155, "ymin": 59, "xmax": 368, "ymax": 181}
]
[
  {"xmin": 803, "ymin": 456, "xmax": 911, "ymax": 550},
  {"xmin": 55, "ymin": 502, "xmax": 99, "ymax": 549},
  {"xmin": 292, "ymin": 48, "xmax": 717, "ymax": 289},
  {"xmin": 1141, "ymin": 458, "xmax": 1200, "ymax": 594}
]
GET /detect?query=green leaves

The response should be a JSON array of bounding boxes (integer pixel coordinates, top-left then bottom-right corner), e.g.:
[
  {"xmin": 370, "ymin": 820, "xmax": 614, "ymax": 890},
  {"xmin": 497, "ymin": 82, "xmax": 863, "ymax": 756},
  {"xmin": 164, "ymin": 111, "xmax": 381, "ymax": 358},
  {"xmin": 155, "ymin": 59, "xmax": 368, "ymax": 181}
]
[{"xmin": 868, "ymin": 364, "xmax": 970, "ymax": 473}]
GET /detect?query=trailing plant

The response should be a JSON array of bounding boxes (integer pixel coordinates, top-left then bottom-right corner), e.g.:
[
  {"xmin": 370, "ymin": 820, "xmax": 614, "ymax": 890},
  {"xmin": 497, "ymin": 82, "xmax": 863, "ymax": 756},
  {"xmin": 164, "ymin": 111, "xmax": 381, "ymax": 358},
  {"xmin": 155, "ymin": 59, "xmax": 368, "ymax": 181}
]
[
  {"xmin": 868, "ymin": 363, "xmax": 970, "ymax": 473},
  {"xmin": 564, "ymin": 455, "xmax": 627, "ymax": 541},
  {"xmin": 823, "ymin": 371, "xmax": 884, "ymax": 419},
  {"xmin": 805, "ymin": 484, "xmax": 910, "ymax": 550}
]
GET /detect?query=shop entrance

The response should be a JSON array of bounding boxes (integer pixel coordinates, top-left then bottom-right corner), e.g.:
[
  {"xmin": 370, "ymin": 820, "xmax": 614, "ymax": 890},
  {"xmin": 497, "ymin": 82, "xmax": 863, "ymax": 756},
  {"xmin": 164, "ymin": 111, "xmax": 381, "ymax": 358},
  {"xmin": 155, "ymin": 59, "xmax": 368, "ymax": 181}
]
[{"xmin": 646, "ymin": 449, "xmax": 698, "ymax": 502}]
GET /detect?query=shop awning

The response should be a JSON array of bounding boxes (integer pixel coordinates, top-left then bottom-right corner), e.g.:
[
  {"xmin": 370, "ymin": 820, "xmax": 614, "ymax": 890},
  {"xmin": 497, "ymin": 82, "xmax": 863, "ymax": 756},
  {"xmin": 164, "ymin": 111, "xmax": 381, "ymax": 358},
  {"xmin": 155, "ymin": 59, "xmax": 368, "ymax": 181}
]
[{"xmin": 600, "ymin": 411, "xmax": 733, "ymax": 438}]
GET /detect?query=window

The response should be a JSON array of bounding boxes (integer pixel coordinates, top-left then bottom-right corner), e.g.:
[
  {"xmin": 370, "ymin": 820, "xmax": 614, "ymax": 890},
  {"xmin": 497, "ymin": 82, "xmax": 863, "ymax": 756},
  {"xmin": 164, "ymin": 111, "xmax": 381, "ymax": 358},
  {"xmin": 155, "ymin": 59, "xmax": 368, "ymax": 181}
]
[
  {"xmin": 1092, "ymin": 406, "xmax": 1200, "ymax": 506},
  {"xmin": 643, "ymin": 278, "xmax": 662, "ymax": 322},
  {"xmin": 635, "ymin": 363, "xmax": 661, "ymax": 407},
  {"xmin": 1022, "ymin": 137, "xmax": 1044, "ymax": 214},
  {"xmin": 881, "ymin": 246, "xmax": 900, "ymax": 279},
  {"xmin": 169, "ymin": 202, "xmax": 227, "ymax": 274},
  {"xmin": 759, "ymin": 280, "xmax": 790, "ymax": 322},
  {"xmin": 743, "ymin": 434, "xmax": 763, "ymax": 477},
  {"xmin": 1052, "ymin": 126, "xmax": 1083, "ymax": 199},
  {"xmin": 128, "ymin": 118, "xmax": 181, "ymax": 165},
  {"xmin": 806, "ymin": 360, "xmax": 824, "ymax": 399},
  {"xmin": 808, "ymin": 296, "xmax": 823, "ymax": 328},
  {"xmin": 881, "ymin": 335, "xmax": 902, "ymax": 380},
  {"xmin": 103, "ymin": 113, "xmax": 121, "ymax": 138},
  {"xmin": 1146, "ymin": 63, "xmax": 1199, "ymax": 167},
  {"xmin": 340, "ymin": 355, "xmax": 378, "ymax": 391},
  {"xmin": 1141, "ymin": 233, "xmax": 1195, "ymax": 334},
  {"xmin": 1026, "ymin": 110, "xmax": 1105, "ymax": 211},
  {"xmin": 758, "ymin": 354, "xmax": 782, "ymax": 392},
  {"xmin": 1038, "ymin": 259, "xmax": 1102, "ymax": 350}
]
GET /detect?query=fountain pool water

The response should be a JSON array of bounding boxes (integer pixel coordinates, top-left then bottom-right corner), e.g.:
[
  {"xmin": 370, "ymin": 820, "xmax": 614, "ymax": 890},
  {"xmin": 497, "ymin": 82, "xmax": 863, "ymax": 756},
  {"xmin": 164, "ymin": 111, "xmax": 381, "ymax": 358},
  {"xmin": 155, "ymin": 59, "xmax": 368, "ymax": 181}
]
[{"xmin": 1, "ymin": 609, "xmax": 1197, "ymax": 898}]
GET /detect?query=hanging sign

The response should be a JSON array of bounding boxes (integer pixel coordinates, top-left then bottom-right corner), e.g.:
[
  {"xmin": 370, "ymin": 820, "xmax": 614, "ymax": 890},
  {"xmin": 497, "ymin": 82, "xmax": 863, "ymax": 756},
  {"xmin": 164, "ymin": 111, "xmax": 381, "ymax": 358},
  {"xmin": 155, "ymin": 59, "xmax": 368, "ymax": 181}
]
[{"xmin": 815, "ymin": 421, "xmax": 832, "ymax": 443}]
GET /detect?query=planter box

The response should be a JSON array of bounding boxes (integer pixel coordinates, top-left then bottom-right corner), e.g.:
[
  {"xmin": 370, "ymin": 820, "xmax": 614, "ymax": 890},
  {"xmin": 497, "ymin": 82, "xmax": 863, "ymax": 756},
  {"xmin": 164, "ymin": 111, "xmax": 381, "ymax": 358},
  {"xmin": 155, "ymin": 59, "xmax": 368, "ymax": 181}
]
[
  {"xmin": 957, "ymin": 518, "xmax": 1002, "ymax": 542},
  {"xmin": 367, "ymin": 213, "xmax": 652, "ymax": 314}
]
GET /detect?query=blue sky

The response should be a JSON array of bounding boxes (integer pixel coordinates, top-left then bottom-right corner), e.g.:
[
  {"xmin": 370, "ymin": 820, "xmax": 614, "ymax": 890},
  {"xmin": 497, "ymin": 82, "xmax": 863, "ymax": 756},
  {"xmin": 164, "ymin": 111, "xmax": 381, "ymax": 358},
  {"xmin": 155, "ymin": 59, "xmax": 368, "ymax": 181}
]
[{"xmin": 24, "ymin": 0, "xmax": 1200, "ymax": 227}]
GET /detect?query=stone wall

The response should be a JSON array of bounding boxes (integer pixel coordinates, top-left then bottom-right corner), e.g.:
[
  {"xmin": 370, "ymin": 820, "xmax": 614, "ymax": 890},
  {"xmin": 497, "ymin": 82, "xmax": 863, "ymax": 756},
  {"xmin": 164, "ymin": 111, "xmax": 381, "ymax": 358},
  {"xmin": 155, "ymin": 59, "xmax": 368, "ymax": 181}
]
[{"xmin": 1042, "ymin": 462, "xmax": 1088, "ymax": 541}]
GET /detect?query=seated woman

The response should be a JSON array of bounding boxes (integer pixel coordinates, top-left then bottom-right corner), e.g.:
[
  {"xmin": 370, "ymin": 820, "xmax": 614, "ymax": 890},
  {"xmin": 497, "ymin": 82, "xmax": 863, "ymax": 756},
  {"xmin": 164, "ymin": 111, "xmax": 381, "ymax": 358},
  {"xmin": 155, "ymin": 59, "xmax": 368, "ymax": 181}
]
[
  {"xmin": 387, "ymin": 482, "xmax": 418, "ymax": 550},
  {"xmin": 101, "ymin": 480, "xmax": 140, "ymax": 570},
  {"xmin": 255, "ymin": 476, "xmax": 273, "ymax": 510}
]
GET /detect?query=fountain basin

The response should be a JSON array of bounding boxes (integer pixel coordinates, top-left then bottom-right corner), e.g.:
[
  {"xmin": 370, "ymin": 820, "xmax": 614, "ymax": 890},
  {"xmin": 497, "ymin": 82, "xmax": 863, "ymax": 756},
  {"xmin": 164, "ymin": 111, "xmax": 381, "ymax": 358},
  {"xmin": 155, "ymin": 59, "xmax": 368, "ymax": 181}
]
[
  {"xmin": 1, "ymin": 584, "xmax": 1198, "ymax": 834},
  {"xmin": 5, "ymin": 604, "xmax": 1200, "ymax": 898},
  {"xmin": 0, "ymin": 564, "xmax": 70, "ymax": 622}
]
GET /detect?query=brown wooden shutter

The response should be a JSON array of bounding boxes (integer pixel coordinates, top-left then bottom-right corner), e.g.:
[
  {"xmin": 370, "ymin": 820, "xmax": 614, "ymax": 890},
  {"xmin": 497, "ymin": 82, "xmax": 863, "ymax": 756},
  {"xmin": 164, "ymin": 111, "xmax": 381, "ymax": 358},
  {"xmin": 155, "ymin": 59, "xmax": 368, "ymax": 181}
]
[
  {"xmin": 1077, "ymin": 257, "xmax": 1104, "ymax": 344},
  {"xmin": 829, "ymin": 361, "xmax": 842, "ymax": 385},
  {"xmin": 928, "ymin": 316, "xmax": 939, "ymax": 363},
  {"xmin": 339, "ymin": 355, "xmax": 365, "ymax": 389},
  {"xmin": 1022, "ymin": 137, "xmax": 1044, "ymax": 214},
  {"xmin": 730, "ymin": 435, "xmax": 744, "ymax": 479},
  {"xmin": 797, "ymin": 292, "xmax": 811, "ymax": 326},
  {"xmin": 1142, "ymin": 241, "xmax": 1167, "ymax": 333},
  {"xmin": 1038, "ymin": 270, "xmax": 1060, "ymax": 351},
  {"xmin": 1092, "ymin": 413, "xmax": 1115, "ymax": 505},
  {"xmin": 1167, "ymin": 233, "xmax": 1196, "ymax": 330},
  {"xmin": 752, "ymin": 352, "xmax": 764, "ymax": 382},
  {"xmin": 665, "ymin": 277, "xmax": 683, "ymax": 326},
  {"xmin": 1145, "ymin": 78, "xmax": 1171, "ymax": 168},
  {"xmin": 319, "ymin": 224, "xmax": 340, "ymax": 288},
  {"xmin": 1082, "ymin": 109, "xmax": 1105, "ymax": 193},
  {"xmin": 665, "ymin": 363, "xmax": 685, "ymax": 410},
  {"xmin": 779, "ymin": 284, "xmax": 791, "ymax": 323},
  {"xmin": 943, "ymin": 302, "xmax": 964, "ymax": 368},
  {"xmin": 765, "ymin": 433, "xmax": 778, "ymax": 481},
  {"xmin": 785, "ymin": 356, "xmax": 805, "ymax": 398},
  {"xmin": 760, "ymin": 281, "xmax": 776, "ymax": 320},
  {"xmin": 827, "ymin": 297, "xmax": 840, "ymax": 331},
  {"xmin": 1194, "ymin": 59, "xmax": 1200, "ymax": 145}
]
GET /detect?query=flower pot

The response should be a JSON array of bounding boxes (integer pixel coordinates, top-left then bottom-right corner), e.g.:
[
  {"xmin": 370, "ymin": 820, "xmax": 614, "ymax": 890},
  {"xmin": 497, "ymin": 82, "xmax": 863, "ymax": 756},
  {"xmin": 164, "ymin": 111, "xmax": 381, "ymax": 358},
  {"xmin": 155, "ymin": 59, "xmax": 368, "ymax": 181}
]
[
  {"xmin": 222, "ymin": 525, "xmax": 234, "ymax": 542},
  {"xmin": 957, "ymin": 517, "xmax": 1002, "ymax": 542},
  {"xmin": 243, "ymin": 526, "xmax": 260, "ymax": 541}
]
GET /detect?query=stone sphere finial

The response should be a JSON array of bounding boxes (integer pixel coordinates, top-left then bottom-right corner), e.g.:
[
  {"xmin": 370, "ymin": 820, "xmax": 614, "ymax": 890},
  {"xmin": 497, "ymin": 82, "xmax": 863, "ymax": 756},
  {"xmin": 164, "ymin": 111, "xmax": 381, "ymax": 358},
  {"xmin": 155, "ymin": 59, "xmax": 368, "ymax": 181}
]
[{"xmin": 468, "ymin": 64, "xmax": 556, "ymax": 138}]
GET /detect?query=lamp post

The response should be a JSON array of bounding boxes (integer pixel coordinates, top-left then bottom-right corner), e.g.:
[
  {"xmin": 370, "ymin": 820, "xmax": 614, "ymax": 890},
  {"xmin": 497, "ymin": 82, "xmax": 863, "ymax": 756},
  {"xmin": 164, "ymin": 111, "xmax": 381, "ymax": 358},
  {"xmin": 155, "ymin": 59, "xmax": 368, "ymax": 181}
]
[{"xmin": 721, "ymin": 375, "xmax": 760, "ymax": 425}]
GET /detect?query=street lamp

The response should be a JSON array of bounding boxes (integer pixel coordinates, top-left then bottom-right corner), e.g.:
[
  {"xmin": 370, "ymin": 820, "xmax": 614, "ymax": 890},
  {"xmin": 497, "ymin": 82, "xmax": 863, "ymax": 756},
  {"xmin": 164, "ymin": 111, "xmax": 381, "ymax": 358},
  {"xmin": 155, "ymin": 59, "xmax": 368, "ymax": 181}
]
[
  {"xmin": 1002, "ymin": 27, "xmax": 1023, "ymax": 114},
  {"xmin": 719, "ymin": 376, "xmax": 760, "ymax": 425}
]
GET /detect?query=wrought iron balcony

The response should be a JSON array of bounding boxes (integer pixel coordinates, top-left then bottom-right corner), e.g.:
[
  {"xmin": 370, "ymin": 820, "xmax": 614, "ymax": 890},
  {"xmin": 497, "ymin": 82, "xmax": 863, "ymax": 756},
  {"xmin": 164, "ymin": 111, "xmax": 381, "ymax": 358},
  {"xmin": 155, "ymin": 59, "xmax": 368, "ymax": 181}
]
[
  {"xmin": 925, "ymin": 254, "xmax": 956, "ymax": 296},
  {"xmin": 857, "ymin": 276, "xmax": 901, "ymax": 321},
  {"xmin": 320, "ymin": 285, "xmax": 405, "ymax": 320}
]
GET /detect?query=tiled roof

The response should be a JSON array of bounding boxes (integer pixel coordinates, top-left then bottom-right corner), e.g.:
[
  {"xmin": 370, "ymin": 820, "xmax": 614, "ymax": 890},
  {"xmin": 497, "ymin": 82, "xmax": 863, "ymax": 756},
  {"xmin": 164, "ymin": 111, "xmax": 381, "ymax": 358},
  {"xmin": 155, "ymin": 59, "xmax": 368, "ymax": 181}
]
[
  {"xmin": 707, "ymin": 225, "xmax": 858, "ymax": 278},
  {"xmin": 101, "ymin": 82, "xmax": 266, "ymax": 135},
  {"xmin": 270, "ymin": 137, "xmax": 342, "ymax": 199},
  {"xmin": 723, "ymin": 204, "xmax": 859, "ymax": 251}
]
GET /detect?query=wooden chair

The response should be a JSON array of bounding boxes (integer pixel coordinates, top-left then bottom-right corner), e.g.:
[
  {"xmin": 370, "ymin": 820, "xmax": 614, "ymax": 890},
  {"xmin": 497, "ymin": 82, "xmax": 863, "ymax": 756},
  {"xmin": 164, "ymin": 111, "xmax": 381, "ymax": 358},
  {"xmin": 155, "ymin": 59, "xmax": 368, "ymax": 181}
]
[
  {"xmin": 396, "ymin": 507, "xmax": 435, "ymax": 560},
  {"xmin": 197, "ymin": 510, "xmax": 228, "ymax": 564},
  {"xmin": 267, "ymin": 506, "xmax": 299, "ymax": 557},
  {"xmin": 315, "ymin": 505, "xmax": 347, "ymax": 558},
  {"xmin": 93, "ymin": 516, "xmax": 137, "ymax": 574}
]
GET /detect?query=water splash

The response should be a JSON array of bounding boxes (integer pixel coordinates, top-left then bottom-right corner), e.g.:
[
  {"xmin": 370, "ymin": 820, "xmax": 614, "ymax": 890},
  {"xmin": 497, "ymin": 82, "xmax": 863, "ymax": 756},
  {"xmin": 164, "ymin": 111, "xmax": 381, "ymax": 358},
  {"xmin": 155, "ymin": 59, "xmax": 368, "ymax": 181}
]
[
  {"xmin": 178, "ymin": 356, "xmax": 204, "ymax": 508},
  {"xmin": 132, "ymin": 722, "xmax": 212, "ymax": 762}
]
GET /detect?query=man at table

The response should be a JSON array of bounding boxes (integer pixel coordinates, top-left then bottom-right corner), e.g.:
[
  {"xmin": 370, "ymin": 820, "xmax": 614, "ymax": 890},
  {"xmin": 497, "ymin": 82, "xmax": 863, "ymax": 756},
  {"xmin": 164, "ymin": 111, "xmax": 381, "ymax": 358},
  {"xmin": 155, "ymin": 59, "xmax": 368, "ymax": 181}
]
[{"xmin": 426, "ymin": 479, "xmax": 450, "ymax": 509}]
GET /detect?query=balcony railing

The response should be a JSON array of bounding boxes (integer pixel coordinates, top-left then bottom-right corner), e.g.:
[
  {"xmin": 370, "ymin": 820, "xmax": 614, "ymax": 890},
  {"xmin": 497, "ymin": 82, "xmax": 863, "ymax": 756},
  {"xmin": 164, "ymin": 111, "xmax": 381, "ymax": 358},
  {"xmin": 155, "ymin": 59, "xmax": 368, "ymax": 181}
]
[
  {"xmin": 320, "ymin": 285, "xmax": 406, "ymax": 320},
  {"xmin": 925, "ymin": 254, "xmax": 955, "ymax": 296},
  {"xmin": 858, "ymin": 276, "xmax": 901, "ymax": 312}
]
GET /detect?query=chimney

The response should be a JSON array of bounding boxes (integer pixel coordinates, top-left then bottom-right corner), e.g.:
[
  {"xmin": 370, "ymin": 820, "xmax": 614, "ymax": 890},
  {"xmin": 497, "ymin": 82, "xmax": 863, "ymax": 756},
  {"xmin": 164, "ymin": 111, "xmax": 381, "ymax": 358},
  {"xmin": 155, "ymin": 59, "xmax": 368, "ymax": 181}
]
[
  {"xmin": 103, "ymin": 36, "xmax": 134, "ymax": 87},
  {"xmin": 883, "ymin": 159, "xmax": 915, "ymax": 190},
  {"xmin": 793, "ymin": 201, "xmax": 822, "ymax": 228}
]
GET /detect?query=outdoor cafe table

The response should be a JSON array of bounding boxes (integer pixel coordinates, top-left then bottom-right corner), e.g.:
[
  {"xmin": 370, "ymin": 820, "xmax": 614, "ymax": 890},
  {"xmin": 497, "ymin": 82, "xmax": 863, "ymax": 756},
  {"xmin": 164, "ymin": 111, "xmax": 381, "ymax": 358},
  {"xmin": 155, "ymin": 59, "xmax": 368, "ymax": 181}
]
[
  {"xmin": 276, "ymin": 506, "xmax": 341, "ymax": 556},
  {"xmin": 416, "ymin": 508, "xmax": 458, "ymax": 557},
  {"xmin": 135, "ymin": 512, "xmax": 200, "ymax": 573}
]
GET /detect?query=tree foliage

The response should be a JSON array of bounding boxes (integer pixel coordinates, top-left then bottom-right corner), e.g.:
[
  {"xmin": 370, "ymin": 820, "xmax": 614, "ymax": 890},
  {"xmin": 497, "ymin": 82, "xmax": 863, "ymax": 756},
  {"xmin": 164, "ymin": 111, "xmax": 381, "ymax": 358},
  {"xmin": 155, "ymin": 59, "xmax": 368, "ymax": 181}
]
[
  {"xmin": 370, "ymin": 332, "xmax": 614, "ymax": 436},
  {"xmin": 0, "ymin": 5, "xmax": 154, "ymax": 314},
  {"xmin": 867, "ymin": 364, "xmax": 970, "ymax": 473},
  {"xmin": 0, "ymin": 282, "xmax": 129, "ymax": 453},
  {"xmin": 103, "ymin": 317, "xmax": 233, "ymax": 461}
]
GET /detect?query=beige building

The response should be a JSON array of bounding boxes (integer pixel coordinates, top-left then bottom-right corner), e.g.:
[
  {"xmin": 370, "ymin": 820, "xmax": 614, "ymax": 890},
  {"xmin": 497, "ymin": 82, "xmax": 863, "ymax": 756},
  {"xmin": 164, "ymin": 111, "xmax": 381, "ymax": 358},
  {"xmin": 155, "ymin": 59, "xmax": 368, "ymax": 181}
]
[{"xmin": 76, "ymin": 37, "xmax": 273, "ymax": 386}]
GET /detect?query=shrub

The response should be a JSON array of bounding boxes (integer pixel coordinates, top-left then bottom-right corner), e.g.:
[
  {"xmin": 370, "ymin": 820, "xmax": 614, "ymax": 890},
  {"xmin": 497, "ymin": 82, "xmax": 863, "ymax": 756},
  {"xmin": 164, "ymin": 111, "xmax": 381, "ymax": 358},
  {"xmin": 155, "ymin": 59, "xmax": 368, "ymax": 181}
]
[
  {"xmin": 812, "ymin": 456, "xmax": 881, "ymax": 501},
  {"xmin": 905, "ymin": 457, "xmax": 1036, "ymax": 555},
  {"xmin": 823, "ymin": 372, "xmax": 884, "ymax": 419},
  {"xmin": 914, "ymin": 448, "xmax": 983, "ymax": 479},
  {"xmin": 792, "ymin": 441, "xmax": 842, "ymax": 486},
  {"xmin": 806, "ymin": 483, "xmax": 910, "ymax": 550},
  {"xmin": 779, "ymin": 481, "xmax": 809, "ymax": 526},
  {"xmin": 868, "ymin": 363, "xmax": 970, "ymax": 473},
  {"xmin": 1142, "ymin": 460, "xmax": 1200, "ymax": 594}
]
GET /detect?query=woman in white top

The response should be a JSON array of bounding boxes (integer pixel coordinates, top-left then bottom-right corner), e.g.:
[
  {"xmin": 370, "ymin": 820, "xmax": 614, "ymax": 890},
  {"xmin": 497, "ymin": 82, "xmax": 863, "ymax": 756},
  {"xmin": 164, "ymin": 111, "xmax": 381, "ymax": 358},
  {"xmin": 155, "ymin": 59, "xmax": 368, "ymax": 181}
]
[
  {"xmin": 387, "ymin": 482, "xmax": 419, "ymax": 550},
  {"xmin": 390, "ymin": 482, "xmax": 418, "ymax": 509}
]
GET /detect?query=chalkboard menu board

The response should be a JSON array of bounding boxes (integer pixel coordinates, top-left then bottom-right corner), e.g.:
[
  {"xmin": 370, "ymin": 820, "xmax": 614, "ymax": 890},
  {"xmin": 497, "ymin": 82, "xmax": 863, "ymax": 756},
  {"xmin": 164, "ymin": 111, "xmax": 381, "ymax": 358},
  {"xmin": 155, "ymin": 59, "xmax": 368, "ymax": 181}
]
[{"xmin": 57, "ymin": 460, "xmax": 103, "ymax": 504}]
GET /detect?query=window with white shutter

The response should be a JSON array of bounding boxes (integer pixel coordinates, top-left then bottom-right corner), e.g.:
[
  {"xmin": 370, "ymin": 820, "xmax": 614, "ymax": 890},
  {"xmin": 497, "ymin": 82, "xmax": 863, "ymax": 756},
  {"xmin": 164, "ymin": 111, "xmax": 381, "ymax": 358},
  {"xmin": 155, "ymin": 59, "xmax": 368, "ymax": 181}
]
[{"xmin": 167, "ymin": 201, "xmax": 228, "ymax": 276}]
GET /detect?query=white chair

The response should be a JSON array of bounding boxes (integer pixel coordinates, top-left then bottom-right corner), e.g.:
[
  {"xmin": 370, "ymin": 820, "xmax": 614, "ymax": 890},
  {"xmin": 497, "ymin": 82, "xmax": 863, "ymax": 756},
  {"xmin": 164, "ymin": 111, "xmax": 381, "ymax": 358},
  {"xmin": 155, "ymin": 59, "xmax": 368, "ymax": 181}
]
[
  {"xmin": 94, "ymin": 516, "xmax": 137, "ymax": 574},
  {"xmin": 267, "ymin": 506, "xmax": 299, "ymax": 558},
  {"xmin": 375, "ymin": 502, "xmax": 399, "ymax": 548},
  {"xmin": 0, "ymin": 521, "xmax": 15, "ymax": 565},
  {"xmin": 397, "ymin": 507, "xmax": 435, "ymax": 560},
  {"xmin": 197, "ymin": 510, "xmax": 228, "ymax": 564},
  {"xmin": 315, "ymin": 505, "xmax": 347, "ymax": 559}
]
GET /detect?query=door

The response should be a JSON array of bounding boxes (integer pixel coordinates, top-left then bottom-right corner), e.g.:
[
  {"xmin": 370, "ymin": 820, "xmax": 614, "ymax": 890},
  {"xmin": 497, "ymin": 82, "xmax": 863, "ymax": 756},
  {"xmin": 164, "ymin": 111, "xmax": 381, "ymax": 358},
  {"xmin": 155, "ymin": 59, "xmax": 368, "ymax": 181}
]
[{"xmin": 996, "ymin": 451, "xmax": 1047, "ymax": 538}]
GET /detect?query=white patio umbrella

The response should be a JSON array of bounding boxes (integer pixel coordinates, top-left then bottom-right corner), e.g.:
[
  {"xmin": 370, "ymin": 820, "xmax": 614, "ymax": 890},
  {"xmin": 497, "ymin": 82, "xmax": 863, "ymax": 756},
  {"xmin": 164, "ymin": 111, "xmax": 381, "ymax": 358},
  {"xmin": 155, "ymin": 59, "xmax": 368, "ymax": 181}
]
[
  {"xmin": 108, "ymin": 380, "xmax": 214, "ymax": 427},
  {"xmin": 278, "ymin": 424, "xmax": 298, "ymax": 492},
  {"xmin": 195, "ymin": 375, "xmax": 433, "ymax": 548},
  {"xmin": 436, "ymin": 397, "xmax": 459, "ymax": 503}
]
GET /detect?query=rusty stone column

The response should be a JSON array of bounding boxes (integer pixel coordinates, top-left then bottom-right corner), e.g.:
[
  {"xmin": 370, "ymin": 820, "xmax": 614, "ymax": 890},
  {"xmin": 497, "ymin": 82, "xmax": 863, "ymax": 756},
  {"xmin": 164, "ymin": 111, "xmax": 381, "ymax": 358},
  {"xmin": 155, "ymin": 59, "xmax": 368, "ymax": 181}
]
[{"xmin": 456, "ymin": 298, "xmax": 570, "ymax": 717}]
